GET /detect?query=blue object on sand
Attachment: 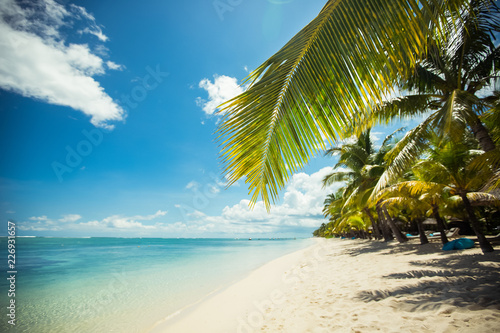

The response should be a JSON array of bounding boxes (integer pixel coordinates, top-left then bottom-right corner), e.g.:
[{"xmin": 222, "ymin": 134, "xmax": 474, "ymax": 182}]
[{"xmin": 442, "ymin": 238, "xmax": 475, "ymax": 251}]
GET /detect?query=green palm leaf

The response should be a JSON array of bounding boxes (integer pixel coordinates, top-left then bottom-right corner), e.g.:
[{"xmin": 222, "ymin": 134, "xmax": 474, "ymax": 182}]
[
  {"xmin": 370, "ymin": 115, "xmax": 436, "ymax": 197},
  {"xmin": 217, "ymin": 0, "xmax": 466, "ymax": 209}
]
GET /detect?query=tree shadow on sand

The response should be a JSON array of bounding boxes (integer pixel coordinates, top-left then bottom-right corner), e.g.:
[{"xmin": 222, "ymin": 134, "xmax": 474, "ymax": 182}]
[
  {"xmin": 341, "ymin": 239, "xmax": 449, "ymax": 257},
  {"xmin": 354, "ymin": 251, "xmax": 500, "ymax": 312}
]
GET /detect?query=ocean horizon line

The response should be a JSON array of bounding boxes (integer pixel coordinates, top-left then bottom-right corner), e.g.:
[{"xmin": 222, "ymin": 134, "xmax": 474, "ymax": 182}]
[{"xmin": 0, "ymin": 235, "xmax": 310, "ymax": 239}]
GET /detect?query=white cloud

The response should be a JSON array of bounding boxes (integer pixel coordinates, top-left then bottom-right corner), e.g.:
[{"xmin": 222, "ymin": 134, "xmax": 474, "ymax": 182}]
[
  {"xmin": 78, "ymin": 27, "xmax": 108, "ymax": 42},
  {"xmin": 196, "ymin": 75, "xmax": 245, "ymax": 115},
  {"xmin": 178, "ymin": 167, "xmax": 346, "ymax": 235},
  {"xmin": 371, "ymin": 132, "xmax": 383, "ymax": 145},
  {"xmin": 19, "ymin": 210, "xmax": 169, "ymax": 233},
  {"xmin": 0, "ymin": 0, "xmax": 124, "ymax": 129},
  {"xmin": 132, "ymin": 210, "xmax": 167, "ymax": 221},
  {"xmin": 58, "ymin": 214, "xmax": 82, "ymax": 223},
  {"xmin": 70, "ymin": 4, "xmax": 108, "ymax": 42},
  {"xmin": 101, "ymin": 215, "xmax": 157, "ymax": 229},
  {"xmin": 29, "ymin": 215, "xmax": 49, "ymax": 221},
  {"xmin": 188, "ymin": 210, "xmax": 207, "ymax": 219},
  {"xmin": 208, "ymin": 184, "xmax": 220, "ymax": 194},
  {"xmin": 186, "ymin": 181, "xmax": 200, "ymax": 190},
  {"xmin": 106, "ymin": 61, "xmax": 124, "ymax": 71},
  {"xmin": 17, "ymin": 167, "xmax": 345, "ymax": 237}
]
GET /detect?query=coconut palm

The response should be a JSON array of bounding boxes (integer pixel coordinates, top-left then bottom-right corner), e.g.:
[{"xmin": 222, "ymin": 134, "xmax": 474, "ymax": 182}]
[
  {"xmin": 413, "ymin": 140, "xmax": 499, "ymax": 252},
  {"xmin": 217, "ymin": 0, "xmax": 469, "ymax": 209},
  {"xmin": 368, "ymin": 0, "xmax": 500, "ymax": 193},
  {"xmin": 376, "ymin": 180, "xmax": 451, "ymax": 245},
  {"xmin": 321, "ymin": 128, "xmax": 406, "ymax": 241},
  {"xmin": 313, "ymin": 223, "xmax": 328, "ymax": 237}
]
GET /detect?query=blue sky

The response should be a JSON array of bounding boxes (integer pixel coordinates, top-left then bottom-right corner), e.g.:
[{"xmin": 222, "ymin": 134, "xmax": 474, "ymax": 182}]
[{"xmin": 0, "ymin": 0, "xmax": 411, "ymax": 238}]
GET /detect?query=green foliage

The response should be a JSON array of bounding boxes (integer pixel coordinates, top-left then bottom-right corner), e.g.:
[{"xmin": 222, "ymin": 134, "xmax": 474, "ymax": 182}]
[{"xmin": 217, "ymin": 0, "xmax": 470, "ymax": 209}]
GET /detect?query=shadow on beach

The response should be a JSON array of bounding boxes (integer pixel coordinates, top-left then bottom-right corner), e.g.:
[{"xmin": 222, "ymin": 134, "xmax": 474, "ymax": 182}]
[
  {"xmin": 351, "ymin": 241, "xmax": 500, "ymax": 313},
  {"xmin": 341, "ymin": 239, "xmax": 447, "ymax": 257}
]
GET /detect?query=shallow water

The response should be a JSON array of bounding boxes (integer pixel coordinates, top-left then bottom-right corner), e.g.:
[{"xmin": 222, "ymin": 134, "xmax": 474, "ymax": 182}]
[{"xmin": 0, "ymin": 237, "xmax": 313, "ymax": 332}]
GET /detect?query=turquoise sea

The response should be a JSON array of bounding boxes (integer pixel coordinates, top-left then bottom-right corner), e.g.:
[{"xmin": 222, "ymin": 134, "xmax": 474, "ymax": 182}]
[{"xmin": 0, "ymin": 237, "xmax": 313, "ymax": 332}]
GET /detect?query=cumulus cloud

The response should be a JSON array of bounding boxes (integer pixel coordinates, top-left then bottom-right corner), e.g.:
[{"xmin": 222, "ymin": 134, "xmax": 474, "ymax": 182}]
[
  {"xmin": 78, "ymin": 210, "xmax": 169, "ymax": 230},
  {"xmin": 17, "ymin": 167, "xmax": 346, "ymax": 237},
  {"xmin": 29, "ymin": 215, "xmax": 50, "ymax": 221},
  {"xmin": 0, "ymin": 0, "xmax": 124, "ymax": 128},
  {"xmin": 178, "ymin": 167, "xmax": 346, "ymax": 235},
  {"xmin": 196, "ymin": 75, "xmax": 245, "ymax": 115},
  {"xmin": 58, "ymin": 214, "xmax": 82, "ymax": 223},
  {"xmin": 19, "ymin": 210, "xmax": 169, "ymax": 233}
]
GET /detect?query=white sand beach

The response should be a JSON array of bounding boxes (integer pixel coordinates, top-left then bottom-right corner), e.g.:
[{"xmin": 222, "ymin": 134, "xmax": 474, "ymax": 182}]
[{"xmin": 151, "ymin": 238, "xmax": 500, "ymax": 333}]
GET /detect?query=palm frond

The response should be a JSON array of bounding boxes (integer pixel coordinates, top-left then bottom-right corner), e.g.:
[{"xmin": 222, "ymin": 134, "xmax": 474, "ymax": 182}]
[
  {"xmin": 466, "ymin": 191, "xmax": 500, "ymax": 207},
  {"xmin": 413, "ymin": 160, "xmax": 452, "ymax": 183},
  {"xmin": 322, "ymin": 171, "xmax": 353, "ymax": 187},
  {"xmin": 433, "ymin": 90, "xmax": 472, "ymax": 139},
  {"xmin": 482, "ymin": 170, "xmax": 500, "ymax": 191},
  {"xmin": 380, "ymin": 127, "xmax": 407, "ymax": 149},
  {"xmin": 448, "ymin": 192, "xmax": 500, "ymax": 207},
  {"xmin": 354, "ymin": 95, "xmax": 434, "ymax": 134},
  {"xmin": 370, "ymin": 115, "xmax": 436, "ymax": 199},
  {"xmin": 217, "ymin": 0, "xmax": 467, "ymax": 209},
  {"xmin": 324, "ymin": 147, "xmax": 342, "ymax": 157}
]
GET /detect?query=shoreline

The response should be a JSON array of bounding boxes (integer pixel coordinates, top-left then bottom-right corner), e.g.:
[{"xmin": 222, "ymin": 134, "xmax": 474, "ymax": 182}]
[
  {"xmin": 151, "ymin": 238, "xmax": 500, "ymax": 332},
  {"xmin": 149, "ymin": 238, "xmax": 323, "ymax": 332}
]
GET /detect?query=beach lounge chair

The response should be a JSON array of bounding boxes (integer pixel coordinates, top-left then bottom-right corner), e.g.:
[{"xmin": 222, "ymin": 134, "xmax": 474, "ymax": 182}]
[
  {"xmin": 406, "ymin": 230, "xmax": 442, "ymax": 239},
  {"xmin": 470, "ymin": 232, "xmax": 500, "ymax": 244},
  {"xmin": 428, "ymin": 227, "xmax": 460, "ymax": 239}
]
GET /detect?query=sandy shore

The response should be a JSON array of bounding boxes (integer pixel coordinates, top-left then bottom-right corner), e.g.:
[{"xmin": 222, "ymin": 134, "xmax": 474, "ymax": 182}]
[{"xmin": 151, "ymin": 238, "xmax": 500, "ymax": 333}]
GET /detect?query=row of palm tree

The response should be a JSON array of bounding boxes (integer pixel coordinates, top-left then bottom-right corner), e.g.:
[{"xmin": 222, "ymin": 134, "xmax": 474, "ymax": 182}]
[
  {"xmin": 315, "ymin": 130, "xmax": 500, "ymax": 253},
  {"xmin": 312, "ymin": 0, "xmax": 500, "ymax": 253},
  {"xmin": 215, "ymin": 0, "xmax": 500, "ymax": 252}
]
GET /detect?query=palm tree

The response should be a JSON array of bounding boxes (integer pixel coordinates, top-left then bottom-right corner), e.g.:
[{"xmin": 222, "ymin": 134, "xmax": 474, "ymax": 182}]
[
  {"xmin": 376, "ymin": 180, "xmax": 450, "ymax": 245},
  {"xmin": 368, "ymin": 0, "xmax": 500, "ymax": 193},
  {"xmin": 313, "ymin": 223, "xmax": 328, "ymax": 237},
  {"xmin": 217, "ymin": 0, "xmax": 470, "ymax": 209},
  {"xmin": 322, "ymin": 128, "xmax": 406, "ymax": 241},
  {"xmin": 413, "ymin": 140, "xmax": 499, "ymax": 252}
]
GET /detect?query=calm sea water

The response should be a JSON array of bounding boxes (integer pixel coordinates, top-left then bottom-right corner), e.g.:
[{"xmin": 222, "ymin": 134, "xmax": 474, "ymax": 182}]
[{"xmin": 0, "ymin": 237, "xmax": 313, "ymax": 332}]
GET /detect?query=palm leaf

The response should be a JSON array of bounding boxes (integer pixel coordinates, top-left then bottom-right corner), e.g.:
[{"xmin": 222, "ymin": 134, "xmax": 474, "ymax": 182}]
[
  {"xmin": 370, "ymin": 115, "xmax": 436, "ymax": 198},
  {"xmin": 466, "ymin": 192, "xmax": 500, "ymax": 207},
  {"xmin": 448, "ymin": 192, "xmax": 500, "ymax": 207},
  {"xmin": 322, "ymin": 171, "xmax": 353, "ymax": 187},
  {"xmin": 413, "ymin": 160, "xmax": 452, "ymax": 183},
  {"xmin": 432, "ymin": 89, "xmax": 479, "ymax": 140},
  {"xmin": 217, "ymin": 0, "xmax": 467, "ymax": 209}
]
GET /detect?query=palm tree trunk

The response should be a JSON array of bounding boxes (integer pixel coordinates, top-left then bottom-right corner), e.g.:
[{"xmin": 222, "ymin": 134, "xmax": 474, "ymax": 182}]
[
  {"xmin": 364, "ymin": 207, "xmax": 381, "ymax": 240},
  {"xmin": 432, "ymin": 204, "xmax": 448, "ymax": 244},
  {"xmin": 460, "ymin": 193, "xmax": 494, "ymax": 253},
  {"xmin": 382, "ymin": 206, "xmax": 408, "ymax": 243},
  {"xmin": 416, "ymin": 219, "xmax": 429, "ymax": 245},
  {"xmin": 470, "ymin": 119, "xmax": 496, "ymax": 152},
  {"xmin": 376, "ymin": 202, "xmax": 393, "ymax": 242}
]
